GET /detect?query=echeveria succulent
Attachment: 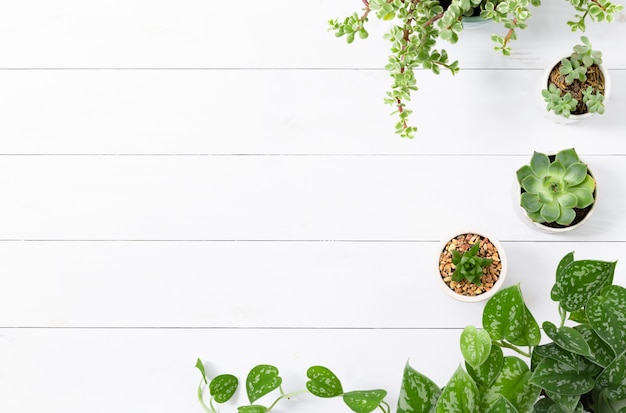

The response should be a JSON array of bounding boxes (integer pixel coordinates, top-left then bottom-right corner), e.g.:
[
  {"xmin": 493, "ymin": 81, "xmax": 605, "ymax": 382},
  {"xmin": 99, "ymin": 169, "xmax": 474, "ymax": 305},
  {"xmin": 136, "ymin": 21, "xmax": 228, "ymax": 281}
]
[
  {"xmin": 516, "ymin": 148, "xmax": 595, "ymax": 226},
  {"xmin": 451, "ymin": 242, "xmax": 493, "ymax": 286}
]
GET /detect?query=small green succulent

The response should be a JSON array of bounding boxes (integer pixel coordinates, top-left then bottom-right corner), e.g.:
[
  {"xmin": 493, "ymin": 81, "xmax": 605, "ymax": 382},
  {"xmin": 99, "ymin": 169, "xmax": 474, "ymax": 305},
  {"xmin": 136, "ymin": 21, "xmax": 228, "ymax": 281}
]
[
  {"xmin": 516, "ymin": 148, "xmax": 596, "ymax": 226},
  {"xmin": 451, "ymin": 242, "xmax": 493, "ymax": 285}
]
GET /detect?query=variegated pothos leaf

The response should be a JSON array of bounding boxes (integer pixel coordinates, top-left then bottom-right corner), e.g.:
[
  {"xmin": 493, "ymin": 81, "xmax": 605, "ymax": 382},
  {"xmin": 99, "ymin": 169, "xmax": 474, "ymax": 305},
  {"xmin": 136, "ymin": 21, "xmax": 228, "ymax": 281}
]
[
  {"xmin": 460, "ymin": 326, "xmax": 492, "ymax": 369},
  {"xmin": 397, "ymin": 361, "xmax": 441, "ymax": 413},
  {"xmin": 480, "ymin": 356, "xmax": 539, "ymax": 413},
  {"xmin": 551, "ymin": 259, "xmax": 616, "ymax": 312},
  {"xmin": 587, "ymin": 285, "xmax": 626, "ymax": 356},
  {"xmin": 435, "ymin": 366, "xmax": 479, "ymax": 413}
]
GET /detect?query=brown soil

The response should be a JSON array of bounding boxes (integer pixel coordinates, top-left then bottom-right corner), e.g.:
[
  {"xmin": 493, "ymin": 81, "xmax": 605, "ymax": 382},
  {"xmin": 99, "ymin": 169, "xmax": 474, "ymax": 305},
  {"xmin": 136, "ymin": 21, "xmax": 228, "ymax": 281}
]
[
  {"xmin": 548, "ymin": 62, "xmax": 604, "ymax": 115},
  {"xmin": 438, "ymin": 233, "xmax": 502, "ymax": 297}
]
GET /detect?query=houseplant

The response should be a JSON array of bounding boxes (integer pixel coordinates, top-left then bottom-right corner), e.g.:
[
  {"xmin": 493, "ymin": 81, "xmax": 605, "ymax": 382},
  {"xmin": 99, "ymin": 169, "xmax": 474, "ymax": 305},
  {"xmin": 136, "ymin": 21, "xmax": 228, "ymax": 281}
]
[
  {"xmin": 541, "ymin": 36, "xmax": 610, "ymax": 122},
  {"xmin": 329, "ymin": 0, "xmax": 623, "ymax": 138},
  {"xmin": 437, "ymin": 231, "xmax": 507, "ymax": 302},
  {"xmin": 196, "ymin": 251, "xmax": 626, "ymax": 412},
  {"xmin": 515, "ymin": 148, "xmax": 597, "ymax": 233}
]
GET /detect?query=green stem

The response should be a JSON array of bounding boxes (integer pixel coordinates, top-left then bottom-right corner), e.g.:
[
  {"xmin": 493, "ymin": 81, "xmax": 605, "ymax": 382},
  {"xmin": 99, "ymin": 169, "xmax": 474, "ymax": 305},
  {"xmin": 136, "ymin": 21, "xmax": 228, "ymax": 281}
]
[
  {"xmin": 559, "ymin": 304, "xmax": 568, "ymax": 328},
  {"xmin": 380, "ymin": 400, "xmax": 392, "ymax": 413},
  {"xmin": 197, "ymin": 380, "xmax": 214, "ymax": 413},
  {"xmin": 494, "ymin": 340, "xmax": 531, "ymax": 358},
  {"xmin": 265, "ymin": 389, "xmax": 310, "ymax": 412}
]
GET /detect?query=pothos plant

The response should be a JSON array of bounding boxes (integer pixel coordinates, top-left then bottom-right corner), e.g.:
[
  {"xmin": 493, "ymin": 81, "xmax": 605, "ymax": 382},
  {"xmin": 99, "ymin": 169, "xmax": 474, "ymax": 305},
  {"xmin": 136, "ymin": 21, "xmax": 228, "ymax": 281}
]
[
  {"xmin": 197, "ymin": 251, "xmax": 626, "ymax": 413},
  {"xmin": 329, "ymin": 0, "xmax": 623, "ymax": 138}
]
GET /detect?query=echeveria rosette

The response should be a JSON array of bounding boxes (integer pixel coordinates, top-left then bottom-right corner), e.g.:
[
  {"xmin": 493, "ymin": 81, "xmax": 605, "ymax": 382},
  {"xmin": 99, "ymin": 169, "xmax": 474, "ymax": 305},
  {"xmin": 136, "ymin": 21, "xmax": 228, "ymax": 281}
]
[{"xmin": 516, "ymin": 149, "xmax": 595, "ymax": 226}]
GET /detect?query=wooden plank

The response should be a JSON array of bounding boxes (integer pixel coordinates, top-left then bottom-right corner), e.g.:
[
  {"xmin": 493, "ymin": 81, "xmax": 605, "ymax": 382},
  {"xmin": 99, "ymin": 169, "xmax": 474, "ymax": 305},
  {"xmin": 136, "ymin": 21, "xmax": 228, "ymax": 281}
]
[
  {"xmin": 1, "ymin": 70, "xmax": 625, "ymax": 155},
  {"xmin": 0, "ymin": 1, "xmax": 624, "ymax": 69},
  {"xmin": 0, "ymin": 327, "xmax": 505, "ymax": 412},
  {"xmin": 0, "ymin": 155, "xmax": 621, "ymax": 241},
  {"xmin": 1, "ymin": 241, "xmax": 623, "ymax": 328}
]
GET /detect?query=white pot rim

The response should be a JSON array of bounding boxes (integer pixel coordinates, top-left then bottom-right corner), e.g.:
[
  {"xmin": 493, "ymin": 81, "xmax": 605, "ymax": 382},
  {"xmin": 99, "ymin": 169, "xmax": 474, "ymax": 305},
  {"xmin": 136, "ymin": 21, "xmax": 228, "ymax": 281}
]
[{"xmin": 436, "ymin": 230, "xmax": 508, "ymax": 303}]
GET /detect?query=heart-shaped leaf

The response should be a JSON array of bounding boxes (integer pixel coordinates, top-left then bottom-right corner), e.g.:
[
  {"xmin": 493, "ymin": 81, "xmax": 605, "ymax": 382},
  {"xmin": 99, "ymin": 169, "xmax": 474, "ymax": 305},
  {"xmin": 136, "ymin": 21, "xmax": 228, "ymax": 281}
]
[
  {"xmin": 483, "ymin": 285, "xmax": 540, "ymax": 346},
  {"xmin": 237, "ymin": 405, "xmax": 267, "ymax": 413},
  {"xmin": 461, "ymin": 326, "xmax": 492, "ymax": 369},
  {"xmin": 533, "ymin": 343, "xmax": 578, "ymax": 369},
  {"xmin": 435, "ymin": 366, "xmax": 478, "ymax": 413},
  {"xmin": 246, "ymin": 365, "xmax": 282, "ymax": 404},
  {"xmin": 587, "ymin": 285, "xmax": 626, "ymax": 356},
  {"xmin": 467, "ymin": 345, "xmax": 504, "ymax": 388},
  {"xmin": 342, "ymin": 390, "xmax": 387, "ymax": 413},
  {"xmin": 595, "ymin": 351, "xmax": 626, "ymax": 400},
  {"xmin": 480, "ymin": 356, "xmax": 539, "ymax": 413},
  {"xmin": 306, "ymin": 366, "xmax": 343, "ymax": 398},
  {"xmin": 551, "ymin": 258, "xmax": 616, "ymax": 312},
  {"xmin": 397, "ymin": 361, "xmax": 441, "ymax": 413},
  {"xmin": 210, "ymin": 374, "xmax": 239, "ymax": 403},
  {"xmin": 542, "ymin": 321, "xmax": 591, "ymax": 357},
  {"xmin": 545, "ymin": 391, "xmax": 580, "ymax": 413},
  {"xmin": 530, "ymin": 357, "xmax": 595, "ymax": 395},
  {"xmin": 575, "ymin": 324, "xmax": 615, "ymax": 368}
]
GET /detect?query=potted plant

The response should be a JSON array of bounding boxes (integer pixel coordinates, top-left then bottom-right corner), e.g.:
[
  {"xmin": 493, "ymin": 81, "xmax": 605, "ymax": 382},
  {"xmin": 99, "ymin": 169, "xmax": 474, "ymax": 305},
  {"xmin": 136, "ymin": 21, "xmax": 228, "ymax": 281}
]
[
  {"xmin": 437, "ymin": 231, "xmax": 507, "ymax": 302},
  {"xmin": 541, "ymin": 36, "xmax": 610, "ymax": 123},
  {"xmin": 515, "ymin": 148, "xmax": 597, "ymax": 233},
  {"xmin": 329, "ymin": 0, "xmax": 623, "ymax": 138},
  {"xmin": 196, "ymin": 252, "xmax": 626, "ymax": 412},
  {"xmin": 398, "ymin": 251, "xmax": 626, "ymax": 413}
]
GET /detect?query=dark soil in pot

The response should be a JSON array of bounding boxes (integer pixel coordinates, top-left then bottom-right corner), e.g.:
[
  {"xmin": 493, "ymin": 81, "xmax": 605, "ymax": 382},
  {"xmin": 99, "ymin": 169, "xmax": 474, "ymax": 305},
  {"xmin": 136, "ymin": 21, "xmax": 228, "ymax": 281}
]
[
  {"xmin": 547, "ymin": 62, "xmax": 605, "ymax": 115},
  {"xmin": 439, "ymin": 0, "xmax": 482, "ymax": 16}
]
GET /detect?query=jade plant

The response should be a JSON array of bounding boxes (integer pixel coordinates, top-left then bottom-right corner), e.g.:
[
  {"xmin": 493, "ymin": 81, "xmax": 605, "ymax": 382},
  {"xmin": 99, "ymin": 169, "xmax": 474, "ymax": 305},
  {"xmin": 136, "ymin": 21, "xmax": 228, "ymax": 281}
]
[
  {"xmin": 196, "ymin": 252, "xmax": 626, "ymax": 412},
  {"xmin": 398, "ymin": 251, "xmax": 626, "ymax": 412},
  {"xmin": 451, "ymin": 241, "xmax": 493, "ymax": 285},
  {"xmin": 330, "ymin": 0, "xmax": 623, "ymax": 138},
  {"xmin": 195, "ymin": 360, "xmax": 390, "ymax": 413},
  {"xmin": 542, "ymin": 36, "xmax": 607, "ymax": 118},
  {"xmin": 516, "ymin": 148, "xmax": 596, "ymax": 227}
]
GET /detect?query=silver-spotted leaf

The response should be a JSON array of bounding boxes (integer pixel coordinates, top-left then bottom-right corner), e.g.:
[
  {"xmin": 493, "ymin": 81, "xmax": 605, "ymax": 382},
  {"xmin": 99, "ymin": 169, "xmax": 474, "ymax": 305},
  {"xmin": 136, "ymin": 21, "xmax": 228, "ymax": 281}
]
[
  {"xmin": 467, "ymin": 345, "xmax": 504, "ymax": 388},
  {"xmin": 587, "ymin": 285, "xmax": 626, "ymax": 356},
  {"xmin": 343, "ymin": 389, "xmax": 387, "ymax": 413},
  {"xmin": 533, "ymin": 343, "xmax": 578, "ymax": 369},
  {"xmin": 435, "ymin": 366, "xmax": 479, "ymax": 413},
  {"xmin": 542, "ymin": 321, "xmax": 591, "ymax": 357},
  {"xmin": 545, "ymin": 391, "xmax": 580, "ymax": 413},
  {"xmin": 575, "ymin": 324, "xmax": 615, "ymax": 368},
  {"xmin": 483, "ymin": 285, "xmax": 540, "ymax": 346},
  {"xmin": 461, "ymin": 326, "xmax": 492, "ymax": 369},
  {"xmin": 306, "ymin": 365, "xmax": 343, "ymax": 398},
  {"xmin": 485, "ymin": 396, "xmax": 519, "ymax": 413},
  {"xmin": 596, "ymin": 351, "xmax": 626, "ymax": 400},
  {"xmin": 480, "ymin": 356, "xmax": 539, "ymax": 413},
  {"xmin": 238, "ymin": 405, "xmax": 267, "ymax": 413},
  {"xmin": 210, "ymin": 374, "xmax": 239, "ymax": 403},
  {"xmin": 397, "ymin": 361, "xmax": 441, "ymax": 413},
  {"xmin": 246, "ymin": 365, "xmax": 282, "ymax": 404},
  {"xmin": 551, "ymin": 259, "xmax": 616, "ymax": 312},
  {"xmin": 530, "ymin": 357, "xmax": 595, "ymax": 395}
]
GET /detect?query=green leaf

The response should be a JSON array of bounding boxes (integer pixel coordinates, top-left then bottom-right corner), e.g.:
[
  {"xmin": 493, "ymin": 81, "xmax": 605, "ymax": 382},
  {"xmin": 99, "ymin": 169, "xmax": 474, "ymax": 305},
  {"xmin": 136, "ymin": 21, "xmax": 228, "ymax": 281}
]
[
  {"xmin": 195, "ymin": 358, "xmax": 208, "ymax": 384},
  {"xmin": 237, "ymin": 405, "xmax": 267, "ymax": 413},
  {"xmin": 544, "ymin": 391, "xmax": 580, "ymax": 412},
  {"xmin": 485, "ymin": 396, "xmax": 519, "ymax": 413},
  {"xmin": 530, "ymin": 357, "xmax": 595, "ymax": 395},
  {"xmin": 397, "ymin": 361, "xmax": 441, "ymax": 413},
  {"xmin": 435, "ymin": 366, "xmax": 479, "ymax": 413},
  {"xmin": 343, "ymin": 390, "xmax": 387, "ymax": 413},
  {"xmin": 533, "ymin": 343, "xmax": 578, "ymax": 369},
  {"xmin": 210, "ymin": 374, "xmax": 239, "ymax": 403},
  {"xmin": 461, "ymin": 326, "xmax": 492, "ymax": 369},
  {"xmin": 483, "ymin": 285, "xmax": 540, "ymax": 347},
  {"xmin": 246, "ymin": 365, "xmax": 282, "ymax": 404},
  {"xmin": 551, "ymin": 259, "xmax": 616, "ymax": 312},
  {"xmin": 542, "ymin": 321, "xmax": 591, "ymax": 357},
  {"xmin": 530, "ymin": 151, "xmax": 550, "ymax": 177},
  {"xmin": 306, "ymin": 366, "xmax": 343, "ymax": 398},
  {"xmin": 587, "ymin": 285, "xmax": 626, "ymax": 356},
  {"xmin": 563, "ymin": 163, "xmax": 587, "ymax": 186},
  {"xmin": 467, "ymin": 345, "xmax": 504, "ymax": 388},
  {"xmin": 556, "ymin": 148, "xmax": 581, "ymax": 169},
  {"xmin": 575, "ymin": 324, "xmax": 615, "ymax": 368},
  {"xmin": 480, "ymin": 356, "xmax": 539, "ymax": 413},
  {"xmin": 595, "ymin": 351, "xmax": 626, "ymax": 400}
]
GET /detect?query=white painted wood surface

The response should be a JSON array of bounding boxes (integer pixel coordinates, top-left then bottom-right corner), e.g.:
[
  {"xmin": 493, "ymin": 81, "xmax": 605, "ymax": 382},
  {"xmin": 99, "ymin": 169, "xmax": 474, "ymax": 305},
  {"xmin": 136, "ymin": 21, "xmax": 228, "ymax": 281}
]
[{"xmin": 1, "ymin": 1, "xmax": 625, "ymax": 412}]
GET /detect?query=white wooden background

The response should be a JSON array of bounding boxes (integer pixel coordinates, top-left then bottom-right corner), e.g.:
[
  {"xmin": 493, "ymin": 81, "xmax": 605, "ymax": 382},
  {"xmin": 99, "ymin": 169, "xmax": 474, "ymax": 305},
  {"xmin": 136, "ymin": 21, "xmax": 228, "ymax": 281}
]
[{"xmin": 1, "ymin": 1, "xmax": 625, "ymax": 412}]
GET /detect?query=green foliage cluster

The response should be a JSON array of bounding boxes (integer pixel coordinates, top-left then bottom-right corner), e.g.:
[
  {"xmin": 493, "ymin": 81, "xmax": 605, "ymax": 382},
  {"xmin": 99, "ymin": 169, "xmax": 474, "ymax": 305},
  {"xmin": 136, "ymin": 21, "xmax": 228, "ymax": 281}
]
[
  {"xmin": 451, "ymin": 241, "xmax": 493, "ymax": 285},
  {"xmin": 196, "ymin": 361, "xmax": 390, "ymax": 413},
  {"xmin": 397, "ymin": 251, "xmax": 626, "ymax": 413},
  {"xmin": 516, "ymin": 148, "xmax": 596, "ymax": 226},
  {"xmin": 542, "ymin": 36, "xmax": 607, "ymax": 118},
  {"xmin": 329, "ymin": 0, "xmax": 622, "ymax": 138}
]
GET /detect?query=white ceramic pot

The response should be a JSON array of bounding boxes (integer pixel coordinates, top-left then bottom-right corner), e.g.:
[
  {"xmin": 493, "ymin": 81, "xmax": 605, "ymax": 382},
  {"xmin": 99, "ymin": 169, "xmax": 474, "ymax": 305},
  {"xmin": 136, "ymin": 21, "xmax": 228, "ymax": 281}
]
[
  {"xmin": 539, "ymin": 56, "xmax": 611, "ymax": 124},
  {"xmin": 512, "ymin": 155, "xmax": 597, "ymax": 234},
  {"xmin": 436, "ymin": 231, "xmax": 507, "ymax": 303}
]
